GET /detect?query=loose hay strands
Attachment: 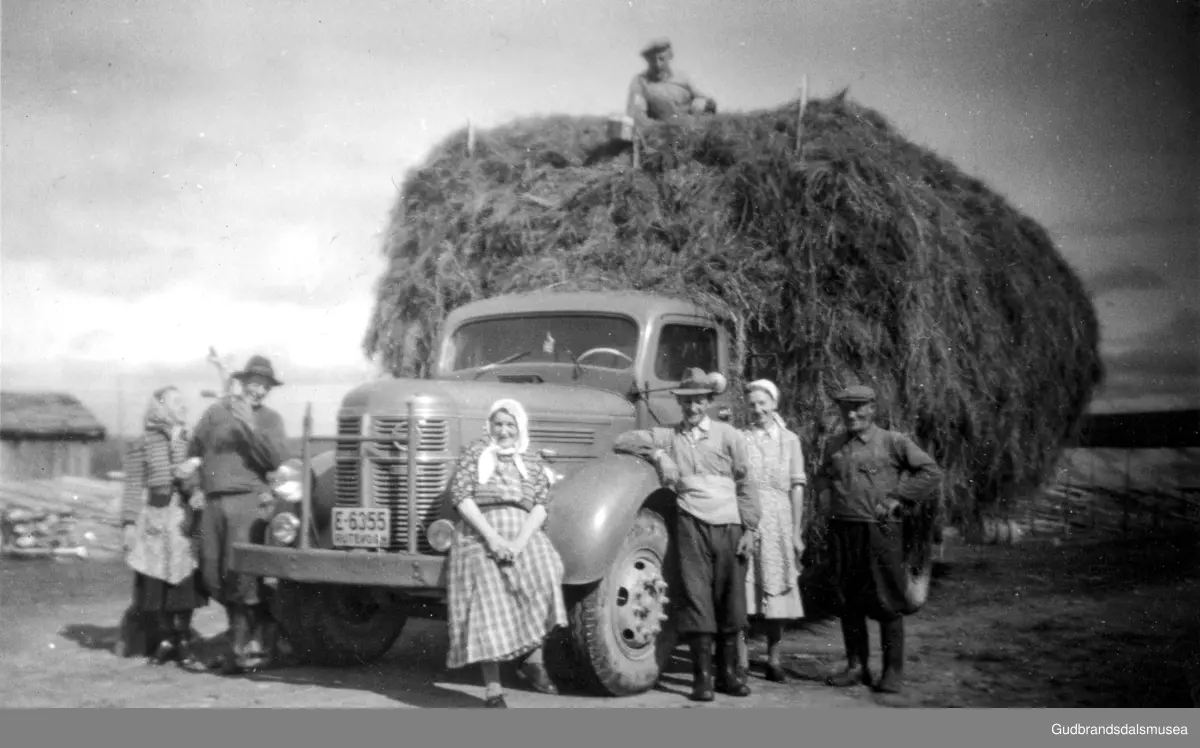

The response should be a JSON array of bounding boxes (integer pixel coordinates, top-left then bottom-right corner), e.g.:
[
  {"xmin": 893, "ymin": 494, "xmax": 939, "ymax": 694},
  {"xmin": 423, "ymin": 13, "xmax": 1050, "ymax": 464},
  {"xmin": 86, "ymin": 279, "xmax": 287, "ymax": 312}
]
[{"xmin": 363, "ymin": 92, "xmax": 1103, "ymax": 520}]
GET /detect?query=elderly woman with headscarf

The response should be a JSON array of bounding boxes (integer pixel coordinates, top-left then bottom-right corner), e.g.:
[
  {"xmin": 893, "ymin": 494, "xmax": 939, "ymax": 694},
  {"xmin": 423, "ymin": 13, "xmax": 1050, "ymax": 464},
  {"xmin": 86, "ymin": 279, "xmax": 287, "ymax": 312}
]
[
  {"xmin": 116, "ymin": 386, "xmax": 207, "ymax": 668},
  {"xmin": 738, "ymin": 379, "xmax": 807, "ymax": 682},
  {"xmin": 445, "ymin": 398, "xmax": 568, "ymax": 708}
]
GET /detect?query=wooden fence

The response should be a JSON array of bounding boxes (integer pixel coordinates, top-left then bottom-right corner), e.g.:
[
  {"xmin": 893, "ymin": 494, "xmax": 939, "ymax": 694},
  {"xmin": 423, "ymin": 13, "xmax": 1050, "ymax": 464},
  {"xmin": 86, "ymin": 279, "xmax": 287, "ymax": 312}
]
[{"xmin": 978, "ymin": 446, "xmax": 1200, "ymax": 543}]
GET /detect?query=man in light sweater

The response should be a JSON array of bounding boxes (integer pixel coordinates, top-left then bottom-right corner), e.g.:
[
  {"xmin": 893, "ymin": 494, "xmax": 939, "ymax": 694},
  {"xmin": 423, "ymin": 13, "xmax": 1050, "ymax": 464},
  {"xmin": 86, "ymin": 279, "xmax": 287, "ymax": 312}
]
[
  {"xmin": 189, "ymin": 354, "xmax": 289, "ymax": 673},
  {"xmin": 613, "ymin": 368, "xmax": 760, "ymax": 702},
  {"xmin": 626, "ymin": 37, "xmax": 718, "ymax": 130}
]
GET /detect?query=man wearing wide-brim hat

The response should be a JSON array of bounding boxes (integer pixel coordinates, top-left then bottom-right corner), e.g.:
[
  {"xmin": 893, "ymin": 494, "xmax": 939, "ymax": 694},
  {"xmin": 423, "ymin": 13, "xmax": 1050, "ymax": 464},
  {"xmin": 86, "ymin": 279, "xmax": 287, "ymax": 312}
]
[
  {"xmin": 813, "ymin": 384, "xmax": 942, "ymax": 695},
  {"xmin": 614, "ymin": 367, "xmax": 761, "ymax": 702},
  {"xmin": 626, "ymin": 37, "xmax": 718, "ymax": 131},
  {"xmin": 189, "ymin": 354, "xmax": 289, "ymax": 674}
]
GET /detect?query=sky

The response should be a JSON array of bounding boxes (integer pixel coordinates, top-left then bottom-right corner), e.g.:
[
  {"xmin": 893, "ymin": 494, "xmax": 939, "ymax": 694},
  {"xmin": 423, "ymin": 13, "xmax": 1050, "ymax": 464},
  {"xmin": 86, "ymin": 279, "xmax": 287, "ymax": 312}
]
[{"xmin": 2, "ymin": 0, "xmax": 1197, "ymax": 437}]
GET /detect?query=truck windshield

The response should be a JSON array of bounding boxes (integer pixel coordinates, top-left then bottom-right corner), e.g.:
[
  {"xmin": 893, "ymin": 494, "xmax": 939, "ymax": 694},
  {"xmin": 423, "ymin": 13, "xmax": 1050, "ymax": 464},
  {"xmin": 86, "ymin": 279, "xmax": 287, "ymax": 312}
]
[{"xmin": 446, "ymin": 314, "xmax": 640, "ymax": 372}]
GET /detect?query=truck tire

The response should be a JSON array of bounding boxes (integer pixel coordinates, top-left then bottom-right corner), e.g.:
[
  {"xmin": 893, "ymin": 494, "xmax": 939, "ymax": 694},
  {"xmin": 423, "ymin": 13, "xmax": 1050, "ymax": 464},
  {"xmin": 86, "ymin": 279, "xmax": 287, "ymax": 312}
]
[
  {"xmin": 273, "ymin": 581, "xmax": 407, "ymax": 667},
  {"xmin": 564, "ymin": 508, "xmax": 677, "ymax": 697}
]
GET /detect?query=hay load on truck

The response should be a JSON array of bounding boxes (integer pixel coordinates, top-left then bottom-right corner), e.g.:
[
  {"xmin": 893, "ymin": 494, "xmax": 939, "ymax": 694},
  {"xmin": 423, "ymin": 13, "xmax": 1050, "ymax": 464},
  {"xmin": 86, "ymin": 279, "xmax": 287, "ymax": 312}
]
[{"xmin": 230, "ymin": 91, "xmax": 1102, "ymax": 697}]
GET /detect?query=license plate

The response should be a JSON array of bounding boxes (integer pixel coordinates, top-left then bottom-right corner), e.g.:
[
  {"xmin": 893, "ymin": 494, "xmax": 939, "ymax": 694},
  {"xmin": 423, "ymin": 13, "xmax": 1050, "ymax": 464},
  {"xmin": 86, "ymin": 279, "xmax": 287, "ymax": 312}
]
[{"xmin": 331, "ymin": 508, "xmax": 391, "ymax": 548}]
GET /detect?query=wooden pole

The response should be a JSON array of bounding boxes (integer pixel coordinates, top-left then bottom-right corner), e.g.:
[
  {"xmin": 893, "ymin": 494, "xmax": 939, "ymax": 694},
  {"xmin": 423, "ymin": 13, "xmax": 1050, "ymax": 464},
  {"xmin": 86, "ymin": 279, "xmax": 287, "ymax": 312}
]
[
  {"xmin": 1089, "ymin": 450, "xmax": 1097, "ymax": 532},
  {"xmin": 796, "ymin": 74, "xmax": 809, "ymax": 151},
  {"xmin": 299, "ymin": 403, "xmax": 313, "ymax": 550},
  {"xmin": 467, "ymin": 119, "xmax": 475, "ymax": 158},
  {"xmin": 1122, "ymin": 449, "xmax": 1131, "ymax": 537},
  {"xmin": 1062, "ymin": 464, "xmax": 1071, "ymax": 539},
  {"xmin": 632, "ymin": 132, "xmax": 641, "ymax": 169}
]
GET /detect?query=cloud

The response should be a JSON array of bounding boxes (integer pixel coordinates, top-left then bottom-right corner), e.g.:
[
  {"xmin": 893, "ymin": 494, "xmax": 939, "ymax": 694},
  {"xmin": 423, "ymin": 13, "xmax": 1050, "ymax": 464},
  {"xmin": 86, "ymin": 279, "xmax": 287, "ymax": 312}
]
[{"xmin": 1093, "ymin": 307, "xmax": 1200, "ymax": 408}]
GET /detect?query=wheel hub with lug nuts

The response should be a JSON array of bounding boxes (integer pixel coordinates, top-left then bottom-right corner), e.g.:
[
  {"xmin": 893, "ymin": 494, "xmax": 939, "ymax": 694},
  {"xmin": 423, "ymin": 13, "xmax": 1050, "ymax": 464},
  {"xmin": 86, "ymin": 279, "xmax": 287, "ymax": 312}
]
[{"xmin": 614, "ymin": 553, "xmax": 670, "ymax": 654}]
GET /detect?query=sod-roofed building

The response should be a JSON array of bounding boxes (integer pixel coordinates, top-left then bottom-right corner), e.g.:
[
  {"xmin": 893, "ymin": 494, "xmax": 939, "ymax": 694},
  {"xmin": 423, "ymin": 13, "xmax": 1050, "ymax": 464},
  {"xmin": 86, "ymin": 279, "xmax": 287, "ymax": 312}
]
[{"xmin": 0, "ymin": 391, "xmax": 107, "ymax": 482}]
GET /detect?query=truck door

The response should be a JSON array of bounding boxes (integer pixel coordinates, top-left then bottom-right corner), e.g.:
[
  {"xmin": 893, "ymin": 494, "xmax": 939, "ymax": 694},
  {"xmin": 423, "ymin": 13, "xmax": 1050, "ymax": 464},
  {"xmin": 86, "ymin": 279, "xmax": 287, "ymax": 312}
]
[{"xmin": 644, "ymin": 315, "xmax": 733, "ymax": 427}]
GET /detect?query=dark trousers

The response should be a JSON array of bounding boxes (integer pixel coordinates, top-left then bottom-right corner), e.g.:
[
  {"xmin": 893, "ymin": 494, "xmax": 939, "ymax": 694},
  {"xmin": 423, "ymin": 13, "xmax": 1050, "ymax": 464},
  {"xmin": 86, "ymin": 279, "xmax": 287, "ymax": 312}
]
[
  {"xmin": 198, "ymin": 491, "xmax": 265, "ymax": 607},
  {"xmin": 828, "ymin": 520, "xmax": 909, "ymax": 680},
  {"xmin": 674, "ymin": 511, "xmax": 748, "ymax": 636},
  {"xmin": 827, "ymin": 519, "xmax": 911, "ymax": 622},
  {"xmin": 198, "ymin": 491, "xmax": 279, "ymax": 666}
]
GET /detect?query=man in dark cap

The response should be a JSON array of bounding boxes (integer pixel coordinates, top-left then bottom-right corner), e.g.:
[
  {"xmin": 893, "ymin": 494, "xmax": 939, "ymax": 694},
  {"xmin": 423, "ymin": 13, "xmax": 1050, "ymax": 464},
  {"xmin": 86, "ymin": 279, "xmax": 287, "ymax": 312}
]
[
  {"xmin": 813, "ymin": 385, "xmax": 941, "ymax": 695},
  {"xmin": 189, "ymin": 354, "xmax": 289, "ymax": 673},
  {"xmin": 626, "ymin": 37, "xmax": 718, "ymax": 130},
  {"xmin": 613, "ymin": 368, "xmax": 760, "ymax": 702}
]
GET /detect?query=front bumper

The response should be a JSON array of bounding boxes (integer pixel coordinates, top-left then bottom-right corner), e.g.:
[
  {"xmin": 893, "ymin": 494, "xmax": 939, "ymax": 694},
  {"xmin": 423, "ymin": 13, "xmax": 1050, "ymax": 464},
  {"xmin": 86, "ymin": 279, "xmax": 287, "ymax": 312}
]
[{"xmin": 230, "ymin": 542, "xmax": 447, "ymax": 588}]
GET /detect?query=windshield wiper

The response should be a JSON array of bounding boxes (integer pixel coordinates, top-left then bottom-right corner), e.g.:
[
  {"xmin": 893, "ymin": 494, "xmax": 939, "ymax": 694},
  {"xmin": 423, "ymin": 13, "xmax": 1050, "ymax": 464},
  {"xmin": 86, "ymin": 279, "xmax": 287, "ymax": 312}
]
[{"xmin": 473, "ymin": 350, "xmax": 532, "ymax": 379}]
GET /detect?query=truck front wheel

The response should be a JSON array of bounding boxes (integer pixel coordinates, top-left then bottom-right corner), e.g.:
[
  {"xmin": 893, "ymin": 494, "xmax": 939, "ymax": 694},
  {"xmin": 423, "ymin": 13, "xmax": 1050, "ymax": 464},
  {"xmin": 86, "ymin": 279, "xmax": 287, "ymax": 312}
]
[
  {"xmin": 273, "ymin": 581, "xmax": 407, "ymax": 667},
  {"xmin": 563, "ymin": 508, "xmax": 676, "ymax": 697}
]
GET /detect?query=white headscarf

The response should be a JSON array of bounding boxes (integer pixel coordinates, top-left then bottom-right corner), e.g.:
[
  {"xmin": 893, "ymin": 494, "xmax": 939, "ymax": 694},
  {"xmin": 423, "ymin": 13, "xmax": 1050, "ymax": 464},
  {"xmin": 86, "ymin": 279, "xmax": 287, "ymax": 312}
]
[
  {"xmin": 477, "ymin": 398, "xmax": 531, "ymax": 484},
  {"xmin": 746, "ymin": 378, "xmax": 788, "ymax": 431}
]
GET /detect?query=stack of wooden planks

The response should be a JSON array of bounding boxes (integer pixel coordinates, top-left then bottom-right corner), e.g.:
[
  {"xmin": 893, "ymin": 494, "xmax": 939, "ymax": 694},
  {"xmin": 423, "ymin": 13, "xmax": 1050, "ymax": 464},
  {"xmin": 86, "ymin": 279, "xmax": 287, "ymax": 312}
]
[{"xmin": 0, "ymin": 477, "xmax": 124, "ymax": 560}]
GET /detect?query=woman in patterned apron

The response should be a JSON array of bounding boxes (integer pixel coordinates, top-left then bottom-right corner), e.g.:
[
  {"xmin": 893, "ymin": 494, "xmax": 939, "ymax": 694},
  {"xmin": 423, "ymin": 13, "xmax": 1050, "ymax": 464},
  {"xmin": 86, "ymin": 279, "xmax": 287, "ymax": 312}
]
[
  {"xmin": 739, "ymin": 379, "xmax": 807, "ymax": 682},
  {"xmin": 445, "ymin": 398, "xmax": 568, "ymax": 708},
  {"xmin": 115, "ymin": 386, "xmax": 207, "ymax": 668}
]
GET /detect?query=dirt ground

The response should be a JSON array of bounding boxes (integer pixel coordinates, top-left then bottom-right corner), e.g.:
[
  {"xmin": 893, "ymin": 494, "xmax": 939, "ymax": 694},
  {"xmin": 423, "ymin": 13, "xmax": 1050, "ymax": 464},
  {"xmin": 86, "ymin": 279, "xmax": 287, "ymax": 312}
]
[{"xmin": 1, "ymin": 531, "xmax": 1197, "ymax": 709}]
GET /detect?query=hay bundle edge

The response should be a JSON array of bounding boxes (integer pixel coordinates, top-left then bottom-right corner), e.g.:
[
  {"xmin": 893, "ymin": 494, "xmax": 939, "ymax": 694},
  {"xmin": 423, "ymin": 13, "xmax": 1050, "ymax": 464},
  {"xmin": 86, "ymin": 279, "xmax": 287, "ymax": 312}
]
[{"xmin": 363, "ymin": 92, "xmax": 1104, "ymax": 524}]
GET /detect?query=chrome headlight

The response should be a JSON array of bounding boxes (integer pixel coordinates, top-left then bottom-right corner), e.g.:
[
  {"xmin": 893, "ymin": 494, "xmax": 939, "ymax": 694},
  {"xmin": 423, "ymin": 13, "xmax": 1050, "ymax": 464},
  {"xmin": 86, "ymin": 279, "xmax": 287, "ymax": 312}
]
[
  {"xmin": 271, "ymin": 459, "xmax": 304, "ymax": 502},
  {"xmin": 269, "ymin": 511, "xmax": 301, "ymax": 546},
  {"xmin": 426, "ymin": 519, "xmax": 455, "ymax": 553}
]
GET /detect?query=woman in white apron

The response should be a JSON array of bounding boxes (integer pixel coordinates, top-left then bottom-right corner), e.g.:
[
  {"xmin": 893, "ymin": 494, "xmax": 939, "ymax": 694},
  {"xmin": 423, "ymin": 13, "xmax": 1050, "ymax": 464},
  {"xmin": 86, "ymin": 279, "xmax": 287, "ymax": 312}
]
[{"xmin": 115, "ymin": 386, "xmax": 207, "ymax": 668}]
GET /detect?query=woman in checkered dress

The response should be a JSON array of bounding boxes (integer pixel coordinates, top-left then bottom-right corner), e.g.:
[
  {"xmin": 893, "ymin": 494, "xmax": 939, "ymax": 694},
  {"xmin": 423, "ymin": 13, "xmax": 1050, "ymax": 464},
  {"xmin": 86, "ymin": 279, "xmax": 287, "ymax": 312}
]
[{"xmin": 446, "ymin": 398, "xmax": 567, "ymax": 708}]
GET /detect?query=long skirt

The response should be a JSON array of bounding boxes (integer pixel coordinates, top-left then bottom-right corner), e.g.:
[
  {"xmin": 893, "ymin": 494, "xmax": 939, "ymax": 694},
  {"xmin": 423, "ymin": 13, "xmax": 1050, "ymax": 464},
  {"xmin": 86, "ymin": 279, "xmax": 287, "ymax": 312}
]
[
  {"xmin": 745, "ymin": 486, "xmax": 804, "ymax": 620},
  {"xmin": 133, "ymin": 570, "xmax": 207, "ymax": 613},
  {"xmin": 446, "ymin": 506, "xmax": 567, "ymax": 669},
  {"xmin": 115, "ymin": 572, "xmax": 206, "ymax": 657},
  {"xmin": 827, "ymin": 518, "xmax": 912, "ymax": 622}
]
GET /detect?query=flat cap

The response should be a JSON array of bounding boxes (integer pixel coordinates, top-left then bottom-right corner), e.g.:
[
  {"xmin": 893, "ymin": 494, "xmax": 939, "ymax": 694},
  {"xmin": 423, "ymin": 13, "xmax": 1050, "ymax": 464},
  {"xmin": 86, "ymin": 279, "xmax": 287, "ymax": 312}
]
[
  {"xmin": 641, "ymin": 37, "xmax": 672, "ymax": 58},
  {"xmin": 833, "ymin": 385, "xmax": 876, "ymax": 404}
]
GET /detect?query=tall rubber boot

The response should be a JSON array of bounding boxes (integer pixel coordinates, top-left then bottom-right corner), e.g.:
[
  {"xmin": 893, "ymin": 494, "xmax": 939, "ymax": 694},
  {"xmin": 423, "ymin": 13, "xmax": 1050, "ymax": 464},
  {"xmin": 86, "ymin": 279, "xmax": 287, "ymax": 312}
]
[
  {"xmin": 826, "ymin": 614, "xmax": 871, "ymax": 687},
  {"xmin": 875, "ymin": 617, "xmax": 906, "ymax": 694},
  {"xmin": 715, "ymin": 634, "xmax": 751, "ymax": 696},
  {"xmin": 688, "ymin": 634, "xmax": 715, "ymax": 702},
  {"xmin": 218, "ymin": 606, "xmax": 252, "ymax": 675}
]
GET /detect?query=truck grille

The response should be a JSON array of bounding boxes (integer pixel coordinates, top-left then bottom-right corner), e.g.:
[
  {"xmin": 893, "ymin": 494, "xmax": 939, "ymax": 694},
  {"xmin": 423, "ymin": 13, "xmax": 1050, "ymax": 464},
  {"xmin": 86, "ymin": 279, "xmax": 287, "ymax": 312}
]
[
  {"xmin": 333, "ymin": 414, "xmax": 452, "ymax": 553},
  {"xmin": 368, "ymin": 459, "xmax": 451, "ymax": 553},
  {"xmin": 370, "ymin": 417, "xmax": 449, "ymax": 453},
  {"xmin": 335, "ymin": 415, "xmax": 363, "ymax": 505}
]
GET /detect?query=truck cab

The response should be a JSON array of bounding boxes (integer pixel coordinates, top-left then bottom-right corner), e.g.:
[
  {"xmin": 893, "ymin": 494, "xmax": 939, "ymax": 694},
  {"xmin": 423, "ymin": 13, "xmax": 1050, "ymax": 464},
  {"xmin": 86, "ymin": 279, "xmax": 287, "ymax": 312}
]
[{"xmin": 232, "ymin": 291, "xmax": 739, "ymax": 695}]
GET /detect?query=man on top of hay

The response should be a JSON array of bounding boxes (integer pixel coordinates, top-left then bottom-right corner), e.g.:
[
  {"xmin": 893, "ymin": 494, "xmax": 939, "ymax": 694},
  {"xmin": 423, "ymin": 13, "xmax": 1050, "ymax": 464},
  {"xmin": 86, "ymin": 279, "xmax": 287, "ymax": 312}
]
[
  {"xmin": 626, "ymin": 37, "xmax": 718, "ymax": 130},
  {"xmin": 815, "ymin": 385, "xmax": 942, "ymax": 695},
  {"xmin": 613, "ymin": 368, "xmax": 760, "ymax": 702}
]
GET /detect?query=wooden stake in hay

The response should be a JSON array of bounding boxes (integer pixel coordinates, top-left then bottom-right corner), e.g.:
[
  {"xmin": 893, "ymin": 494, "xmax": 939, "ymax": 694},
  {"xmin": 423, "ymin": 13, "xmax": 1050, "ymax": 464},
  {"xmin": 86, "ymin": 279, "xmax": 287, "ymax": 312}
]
[{"xmin": 362, "ymin": 92, "xmax": 1104, "ymax": 522}]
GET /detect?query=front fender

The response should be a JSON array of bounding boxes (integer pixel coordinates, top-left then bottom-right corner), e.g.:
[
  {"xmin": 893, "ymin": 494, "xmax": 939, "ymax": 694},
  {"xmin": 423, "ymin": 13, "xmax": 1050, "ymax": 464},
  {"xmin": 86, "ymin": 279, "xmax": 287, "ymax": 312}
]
[
  {"xmin": 544, "ymin": 453, "xmax": 669, "ymax": 586},
  {"xmin": 308, "ymin": 450, "xmax": 337, "ymax": 547}
]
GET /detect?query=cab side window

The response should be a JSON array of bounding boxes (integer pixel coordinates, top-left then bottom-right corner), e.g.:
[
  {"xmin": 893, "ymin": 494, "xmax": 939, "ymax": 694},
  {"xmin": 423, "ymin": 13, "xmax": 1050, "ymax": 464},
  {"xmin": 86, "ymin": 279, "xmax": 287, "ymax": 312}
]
[{"xmin": 655, "ymin": 324, "xmax": 719, "ymax": 381}]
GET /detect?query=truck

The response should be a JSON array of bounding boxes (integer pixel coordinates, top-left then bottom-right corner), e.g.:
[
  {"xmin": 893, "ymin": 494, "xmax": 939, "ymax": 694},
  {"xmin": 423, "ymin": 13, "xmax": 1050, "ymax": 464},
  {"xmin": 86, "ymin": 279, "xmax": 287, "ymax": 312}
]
[{"xmin": 231, "ymin": 289, "xmax": 938, "ymax": 696}]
